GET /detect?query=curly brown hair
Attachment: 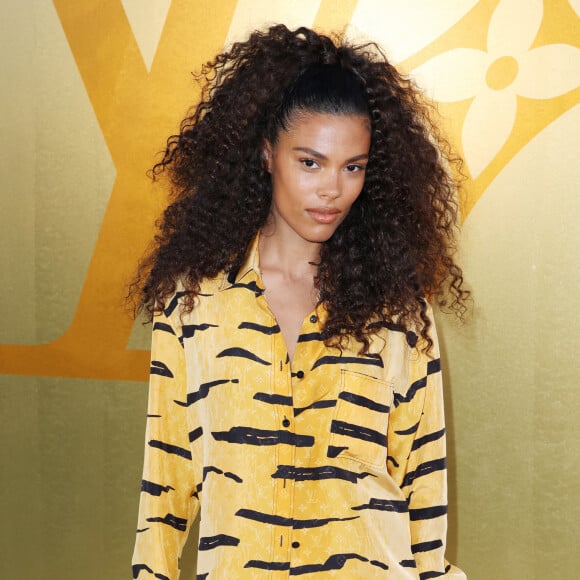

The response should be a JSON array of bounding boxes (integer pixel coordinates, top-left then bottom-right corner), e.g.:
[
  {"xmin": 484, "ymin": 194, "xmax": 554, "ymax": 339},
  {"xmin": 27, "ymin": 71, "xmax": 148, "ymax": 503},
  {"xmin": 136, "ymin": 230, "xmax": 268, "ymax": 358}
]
[{"xmin": 132, "ymin": 24, "xmax": 468, "ymax": 353}]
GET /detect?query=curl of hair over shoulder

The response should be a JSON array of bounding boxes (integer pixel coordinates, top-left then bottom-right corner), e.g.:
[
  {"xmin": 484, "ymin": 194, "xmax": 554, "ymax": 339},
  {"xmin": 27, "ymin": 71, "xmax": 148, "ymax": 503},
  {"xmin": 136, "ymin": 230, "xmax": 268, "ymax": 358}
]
[{"xmin": 131, "ymin": 24, "xmax": 469, "ymax": 354}]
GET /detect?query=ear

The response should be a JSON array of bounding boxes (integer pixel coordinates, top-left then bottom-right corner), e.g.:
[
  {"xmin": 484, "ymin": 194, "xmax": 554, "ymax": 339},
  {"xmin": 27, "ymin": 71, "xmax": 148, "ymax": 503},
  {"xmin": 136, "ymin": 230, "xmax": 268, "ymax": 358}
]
[{"xmin": 262, "ymin": 140, "xmax": 273, "ymax": 173}]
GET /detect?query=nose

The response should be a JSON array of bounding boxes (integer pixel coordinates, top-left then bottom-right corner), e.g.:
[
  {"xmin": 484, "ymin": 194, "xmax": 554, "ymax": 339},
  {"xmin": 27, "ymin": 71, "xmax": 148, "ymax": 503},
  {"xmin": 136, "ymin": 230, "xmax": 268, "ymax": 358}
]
[{"xmin": 316, "ymin": 170, "xmax": 341, "ymax": 200}]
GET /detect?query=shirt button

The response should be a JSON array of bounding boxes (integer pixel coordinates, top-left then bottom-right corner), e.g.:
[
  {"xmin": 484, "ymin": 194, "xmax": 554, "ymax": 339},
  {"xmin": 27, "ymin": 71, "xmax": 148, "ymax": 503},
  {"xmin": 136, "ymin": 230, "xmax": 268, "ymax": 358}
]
[
  {"xmin": 296, "ymin": 370, "xmax": 304, "ymax": 379},
  {"xmin": 292, "ymin": 541, "xmax": 300, "ymax": 549},
  {"xmin": 282, "ymin": 418, "xmax": 291, "ymax": 428},
  {"xmin": 309, "ymin": 315, "xmax": 318, "ymax": 323}
]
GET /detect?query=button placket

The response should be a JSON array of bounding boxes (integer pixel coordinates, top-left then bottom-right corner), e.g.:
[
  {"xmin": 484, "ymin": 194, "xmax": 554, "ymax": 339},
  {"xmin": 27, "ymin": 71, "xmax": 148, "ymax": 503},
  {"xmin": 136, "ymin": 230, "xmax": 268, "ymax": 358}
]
[
  {"xmin": 272, "ymin": 328, "xmax": 294, "ymax": 563},
  {"xmin": 273, "ymin": 309, "xmax": 319, "ymax": 566},
  {"xmin": 286, "ymin": 348, "xmax": 312, "ymax": 568}
]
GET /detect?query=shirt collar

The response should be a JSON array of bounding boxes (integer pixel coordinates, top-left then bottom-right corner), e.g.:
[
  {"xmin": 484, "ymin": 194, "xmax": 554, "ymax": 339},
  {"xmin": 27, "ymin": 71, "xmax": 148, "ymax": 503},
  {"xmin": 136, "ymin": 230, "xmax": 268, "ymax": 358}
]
[
  {"xmin": 219, "ymin": 234, "xmax": 262, "ymax": 291},
  {"xmin": 218, "ymin": 233, "xmax": 329, "ymax": 327}
]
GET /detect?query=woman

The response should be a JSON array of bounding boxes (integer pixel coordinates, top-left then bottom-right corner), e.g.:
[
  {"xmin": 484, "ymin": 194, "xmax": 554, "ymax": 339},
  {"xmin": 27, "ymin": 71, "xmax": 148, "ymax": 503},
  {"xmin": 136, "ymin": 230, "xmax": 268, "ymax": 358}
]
[{"xmin": 132, "ymin": 25, "xmax": 468, "ymax": 579}]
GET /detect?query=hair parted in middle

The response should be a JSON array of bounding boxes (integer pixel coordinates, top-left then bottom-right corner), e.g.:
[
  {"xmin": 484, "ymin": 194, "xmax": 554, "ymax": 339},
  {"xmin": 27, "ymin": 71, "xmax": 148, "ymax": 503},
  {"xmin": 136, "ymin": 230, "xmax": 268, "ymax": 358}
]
[{"xmin": 135, "ymin": 24, "xmax": 468, "ymax": 353}]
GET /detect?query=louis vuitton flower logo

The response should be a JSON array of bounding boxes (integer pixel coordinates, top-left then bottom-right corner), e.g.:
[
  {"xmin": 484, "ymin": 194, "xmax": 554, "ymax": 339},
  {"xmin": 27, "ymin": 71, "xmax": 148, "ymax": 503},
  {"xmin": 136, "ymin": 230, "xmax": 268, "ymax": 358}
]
[{"xmin": 413, "ymin": 0, "xmax": 580, "ymax": 178}]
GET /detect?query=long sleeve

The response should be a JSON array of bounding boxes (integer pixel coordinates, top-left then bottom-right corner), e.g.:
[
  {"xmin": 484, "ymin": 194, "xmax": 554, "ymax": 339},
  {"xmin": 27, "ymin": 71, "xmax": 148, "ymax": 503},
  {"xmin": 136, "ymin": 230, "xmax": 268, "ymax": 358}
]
[
  {"xmin": 132, "ymin": 309, "xmax": 200, "ymax": 580},
  {"xmin": 387, "ymin": 316, "xmax": 466, "ymax": 579}
]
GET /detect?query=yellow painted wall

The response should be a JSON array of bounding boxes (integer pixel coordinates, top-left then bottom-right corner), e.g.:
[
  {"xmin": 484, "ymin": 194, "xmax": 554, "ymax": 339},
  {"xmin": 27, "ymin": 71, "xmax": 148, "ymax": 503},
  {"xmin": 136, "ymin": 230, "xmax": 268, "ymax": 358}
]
[{"xmin": 0, "ymin": 1, "xmax": 578, "ymax": 578}]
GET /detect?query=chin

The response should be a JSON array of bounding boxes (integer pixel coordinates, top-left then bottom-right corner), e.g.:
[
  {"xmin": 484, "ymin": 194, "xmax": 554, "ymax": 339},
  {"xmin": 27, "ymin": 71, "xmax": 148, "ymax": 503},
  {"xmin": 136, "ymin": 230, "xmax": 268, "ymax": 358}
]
[{"xmin": 301, "ymin": 229, "xmax": 337, "ymax": 244}]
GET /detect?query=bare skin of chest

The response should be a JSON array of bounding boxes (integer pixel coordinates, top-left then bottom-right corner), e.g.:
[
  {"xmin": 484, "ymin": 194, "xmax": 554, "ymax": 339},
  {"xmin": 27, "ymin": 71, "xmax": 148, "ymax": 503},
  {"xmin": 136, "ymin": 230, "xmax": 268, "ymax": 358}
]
[{"xmin": 261, "ymin": 269, "xmax": 317, "ymax": 361}]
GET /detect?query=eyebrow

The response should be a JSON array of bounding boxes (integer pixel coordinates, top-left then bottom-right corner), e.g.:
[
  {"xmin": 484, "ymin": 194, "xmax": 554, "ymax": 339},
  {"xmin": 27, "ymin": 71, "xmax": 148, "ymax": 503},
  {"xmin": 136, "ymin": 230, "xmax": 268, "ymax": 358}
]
[{"xmin": 292, "ymin": 147, "xmax": 369, "ymax": 163}]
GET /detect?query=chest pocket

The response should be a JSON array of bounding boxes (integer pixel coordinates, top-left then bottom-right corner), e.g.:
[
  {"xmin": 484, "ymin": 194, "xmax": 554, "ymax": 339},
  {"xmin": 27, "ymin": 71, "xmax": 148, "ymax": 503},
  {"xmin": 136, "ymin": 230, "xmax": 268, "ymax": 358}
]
[{"xmin": 328, "ymin": 370, "xmax": 393, "ymax": 468}]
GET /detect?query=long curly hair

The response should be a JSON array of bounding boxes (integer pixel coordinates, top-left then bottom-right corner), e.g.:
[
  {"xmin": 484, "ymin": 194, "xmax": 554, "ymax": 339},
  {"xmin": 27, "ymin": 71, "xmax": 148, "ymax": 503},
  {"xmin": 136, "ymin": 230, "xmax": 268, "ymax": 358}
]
[{"xmin": 131, "ymin": 24, "xmax": 468, "ymax": 353}]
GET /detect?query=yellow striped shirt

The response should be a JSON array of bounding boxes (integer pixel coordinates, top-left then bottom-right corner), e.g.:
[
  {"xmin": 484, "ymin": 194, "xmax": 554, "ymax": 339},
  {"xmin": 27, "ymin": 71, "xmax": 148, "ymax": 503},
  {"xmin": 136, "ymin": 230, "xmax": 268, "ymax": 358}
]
[{"xmin": 132, "ymin": 235, "xmax": 465, "ymax": 579}]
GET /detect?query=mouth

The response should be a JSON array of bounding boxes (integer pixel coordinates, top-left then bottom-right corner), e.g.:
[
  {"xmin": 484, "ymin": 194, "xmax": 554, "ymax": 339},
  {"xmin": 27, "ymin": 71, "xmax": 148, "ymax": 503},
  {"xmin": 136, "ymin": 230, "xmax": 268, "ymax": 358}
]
[{"xmin": 306, "ymin": 207, "xmax": 341, "ymax": 224}]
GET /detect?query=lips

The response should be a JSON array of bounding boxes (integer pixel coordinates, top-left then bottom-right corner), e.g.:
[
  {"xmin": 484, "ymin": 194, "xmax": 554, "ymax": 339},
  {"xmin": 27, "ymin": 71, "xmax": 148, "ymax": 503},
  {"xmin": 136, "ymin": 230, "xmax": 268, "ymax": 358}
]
[{"xmin": 306, "ymin": 207, "xmax": 341, "ymax": 224}]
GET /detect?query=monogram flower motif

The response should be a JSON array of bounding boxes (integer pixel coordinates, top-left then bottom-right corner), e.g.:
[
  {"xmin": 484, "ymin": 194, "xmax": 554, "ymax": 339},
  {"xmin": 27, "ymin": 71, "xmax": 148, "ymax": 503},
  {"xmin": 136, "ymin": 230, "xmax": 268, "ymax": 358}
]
[{"xmin": 413, "ymin": 0, "xmax": 580, "ymax": 178}]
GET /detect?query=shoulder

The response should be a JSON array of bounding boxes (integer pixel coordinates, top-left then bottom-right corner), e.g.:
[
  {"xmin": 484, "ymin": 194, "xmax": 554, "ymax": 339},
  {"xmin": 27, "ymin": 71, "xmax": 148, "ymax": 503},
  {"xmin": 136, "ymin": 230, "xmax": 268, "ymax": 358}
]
[{"xmin": 159, "ymin": 274, "xmax": 226, "ymax": 326}]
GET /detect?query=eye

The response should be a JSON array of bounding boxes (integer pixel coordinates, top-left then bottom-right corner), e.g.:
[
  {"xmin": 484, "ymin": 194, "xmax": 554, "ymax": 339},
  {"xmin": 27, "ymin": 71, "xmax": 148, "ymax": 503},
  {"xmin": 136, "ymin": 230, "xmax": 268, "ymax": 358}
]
[
  {"xmin": 345, "ymin": 163, "xmax": 366, "ymax": 173},
  {"xmin": 300, "ymin": 158, "xmax": 319, "ymax": 169}
]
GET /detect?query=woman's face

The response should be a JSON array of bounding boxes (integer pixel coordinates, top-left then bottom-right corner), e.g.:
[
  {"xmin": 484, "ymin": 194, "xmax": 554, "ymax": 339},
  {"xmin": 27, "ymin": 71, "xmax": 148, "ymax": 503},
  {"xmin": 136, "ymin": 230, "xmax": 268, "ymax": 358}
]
[{"xmin": 263, "ymin": 111, "xmax": 371, "ymax": 246}]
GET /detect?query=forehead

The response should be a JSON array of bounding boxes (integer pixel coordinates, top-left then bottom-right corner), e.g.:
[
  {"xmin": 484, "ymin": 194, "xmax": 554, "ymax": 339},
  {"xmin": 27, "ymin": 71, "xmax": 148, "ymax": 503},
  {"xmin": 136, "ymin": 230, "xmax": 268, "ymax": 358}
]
[{"xmin": 275, "ymin": 111, "xmax": 371, "ymax": 152}]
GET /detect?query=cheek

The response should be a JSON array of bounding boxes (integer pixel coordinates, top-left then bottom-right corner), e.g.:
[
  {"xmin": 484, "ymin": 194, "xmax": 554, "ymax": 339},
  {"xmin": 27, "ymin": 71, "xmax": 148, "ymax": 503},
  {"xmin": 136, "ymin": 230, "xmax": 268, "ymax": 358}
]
[
  {"xmin": 273, "ymin": 169, "xmax": 312, "ymax": 202},
  {"xmin": 345, "ymin": 177, "xmax": 366, "ymax": 204}
]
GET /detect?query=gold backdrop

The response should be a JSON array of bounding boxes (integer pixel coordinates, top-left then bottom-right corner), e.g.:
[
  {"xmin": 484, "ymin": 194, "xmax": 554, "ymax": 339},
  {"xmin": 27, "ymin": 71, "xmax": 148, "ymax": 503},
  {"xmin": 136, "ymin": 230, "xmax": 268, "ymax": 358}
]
[{"xmin": 1, "ymin": 1, "xmax": 579, "ymax": 578}]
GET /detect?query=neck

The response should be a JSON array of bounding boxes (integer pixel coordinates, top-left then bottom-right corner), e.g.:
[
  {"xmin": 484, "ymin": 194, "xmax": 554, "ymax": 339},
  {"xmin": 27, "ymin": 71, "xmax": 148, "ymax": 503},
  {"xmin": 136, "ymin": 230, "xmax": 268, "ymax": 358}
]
[{"xmin": 259, "ymin": 227, "xmax": 320, "ymax": 280}]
